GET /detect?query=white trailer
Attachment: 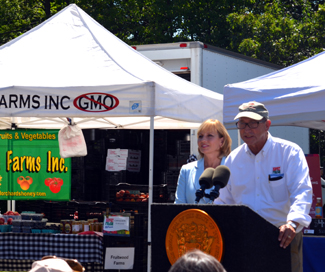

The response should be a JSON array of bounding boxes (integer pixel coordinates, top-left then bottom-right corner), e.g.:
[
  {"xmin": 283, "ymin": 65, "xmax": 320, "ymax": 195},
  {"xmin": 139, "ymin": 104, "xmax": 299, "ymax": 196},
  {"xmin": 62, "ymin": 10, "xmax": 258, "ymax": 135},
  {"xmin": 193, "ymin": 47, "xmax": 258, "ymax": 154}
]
[{"xmin": 134, "ymin": 41, "xmax": 309, "ymax": 154}]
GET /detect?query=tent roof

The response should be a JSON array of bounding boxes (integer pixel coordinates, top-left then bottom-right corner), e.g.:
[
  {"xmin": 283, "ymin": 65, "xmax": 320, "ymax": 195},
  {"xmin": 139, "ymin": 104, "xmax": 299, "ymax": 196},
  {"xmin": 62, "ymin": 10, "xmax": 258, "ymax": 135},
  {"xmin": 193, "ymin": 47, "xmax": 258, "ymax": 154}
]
[
  {"xmin": 223, "ymin": 50, "xmax": 325, "ymax": 130},
  {"xmin": 0, "ymin": 4, "xmax": 222, "ymax": 129}
]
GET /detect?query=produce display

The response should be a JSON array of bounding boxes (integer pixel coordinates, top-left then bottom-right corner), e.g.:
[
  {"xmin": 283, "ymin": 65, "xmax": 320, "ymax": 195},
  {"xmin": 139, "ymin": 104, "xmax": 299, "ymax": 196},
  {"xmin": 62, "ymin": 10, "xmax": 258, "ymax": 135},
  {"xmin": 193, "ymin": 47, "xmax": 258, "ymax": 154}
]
[
  {"xmin": 0, "ymin": 211, "xmax": 59, "ymax": 233},
  {"xmin": 116, "ymin": 189, "xmax": 149, "ymax": 202},
  {"xmin": 112, "ymin": 183, "xmax": 168, "ymax": 204},
  {"xmin": 2, "ymin": 210, "xmax": 21, "ymax": 223},
  {"xmin": 0, "ymin": 210, "xmax": 21, "ymax": 232},
  {"xmin": 3, "ymin": 210, "xmax": 20, "ymax": 216}
]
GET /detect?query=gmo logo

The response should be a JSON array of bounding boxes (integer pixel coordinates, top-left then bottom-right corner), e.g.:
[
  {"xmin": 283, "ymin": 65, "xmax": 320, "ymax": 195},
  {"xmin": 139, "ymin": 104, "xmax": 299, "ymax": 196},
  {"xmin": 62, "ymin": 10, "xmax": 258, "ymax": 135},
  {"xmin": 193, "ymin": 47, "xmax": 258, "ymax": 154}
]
[{"xmin": 73, "ymin": 92, "xmax": 119, "ymax": 112}]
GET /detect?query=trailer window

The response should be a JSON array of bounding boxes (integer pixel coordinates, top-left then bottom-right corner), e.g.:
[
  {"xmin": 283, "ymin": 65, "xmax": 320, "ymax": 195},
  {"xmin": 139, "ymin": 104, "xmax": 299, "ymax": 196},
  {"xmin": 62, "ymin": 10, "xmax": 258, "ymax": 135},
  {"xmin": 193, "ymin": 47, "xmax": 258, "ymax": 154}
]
[{"xmin": 173, "ymin": 72, "xmax": 190, "ymax": 82}]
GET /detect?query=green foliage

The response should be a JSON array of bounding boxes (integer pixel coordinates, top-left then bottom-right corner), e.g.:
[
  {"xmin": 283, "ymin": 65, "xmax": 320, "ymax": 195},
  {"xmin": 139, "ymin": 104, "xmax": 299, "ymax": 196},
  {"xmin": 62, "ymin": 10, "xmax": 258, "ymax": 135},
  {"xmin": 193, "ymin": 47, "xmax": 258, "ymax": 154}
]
[
  {"xmin": 310, "ymin": 129, "xmax": 325, "ymax": 166},
  {"xmin": 226, "ymin": 1, "xmax": 325, "ymax": 66},
  {"xmin": 0, "ymin": 0, "xmax": 42, "ymax": 45},
  {"xmin": 1, "ymin": 0, "xmax": 325, "ymax": 64},
  {"xmin": 0, "ymin": 0, "xmax": 67, "ymax": 45}
]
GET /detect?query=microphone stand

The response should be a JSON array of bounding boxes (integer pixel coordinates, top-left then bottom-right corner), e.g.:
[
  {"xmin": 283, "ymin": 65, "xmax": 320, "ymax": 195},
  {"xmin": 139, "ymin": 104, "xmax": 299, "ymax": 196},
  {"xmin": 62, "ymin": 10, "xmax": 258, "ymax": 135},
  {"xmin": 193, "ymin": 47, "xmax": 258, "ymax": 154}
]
[
  {"xmin": 194, "ymin": 185, "xmax": 211, "ymax": 204},
  {"xmin": 195, "ymin": 191, "xmax": 216, "ymax": 204},
  {"xmin": 206, "ymin": 187, "xmax": 220, "ymax": 204}
]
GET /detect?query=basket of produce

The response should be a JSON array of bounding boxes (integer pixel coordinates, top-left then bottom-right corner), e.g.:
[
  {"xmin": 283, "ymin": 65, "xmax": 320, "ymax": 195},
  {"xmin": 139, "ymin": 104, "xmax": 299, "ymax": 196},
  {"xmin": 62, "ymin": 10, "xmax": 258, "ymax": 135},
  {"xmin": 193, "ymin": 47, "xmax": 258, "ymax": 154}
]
[{"xmin": 112, "ymin": 183, "xmax": 168, "ymax": 203}]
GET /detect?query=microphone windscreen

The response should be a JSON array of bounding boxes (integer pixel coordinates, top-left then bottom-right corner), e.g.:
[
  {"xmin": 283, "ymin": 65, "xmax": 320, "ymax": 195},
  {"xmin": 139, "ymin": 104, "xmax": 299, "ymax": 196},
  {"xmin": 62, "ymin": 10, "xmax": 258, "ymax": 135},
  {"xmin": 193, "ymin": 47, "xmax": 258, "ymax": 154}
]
[
  {"xmin": 212, "ymin": 165, "xmax": 230, "ymax": 188},
  {"xmin": 199, "ymin": 167, "xmax": 214, "ymax": 189}
]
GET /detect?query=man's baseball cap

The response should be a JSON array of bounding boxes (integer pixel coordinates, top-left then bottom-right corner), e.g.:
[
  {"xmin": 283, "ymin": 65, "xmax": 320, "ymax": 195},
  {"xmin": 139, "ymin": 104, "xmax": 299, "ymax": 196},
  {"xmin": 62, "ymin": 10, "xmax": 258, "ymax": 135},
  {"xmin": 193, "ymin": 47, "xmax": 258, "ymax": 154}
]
[{"xmin": 234, "ymin": 101, "xmax": 269, "ymax": 121}]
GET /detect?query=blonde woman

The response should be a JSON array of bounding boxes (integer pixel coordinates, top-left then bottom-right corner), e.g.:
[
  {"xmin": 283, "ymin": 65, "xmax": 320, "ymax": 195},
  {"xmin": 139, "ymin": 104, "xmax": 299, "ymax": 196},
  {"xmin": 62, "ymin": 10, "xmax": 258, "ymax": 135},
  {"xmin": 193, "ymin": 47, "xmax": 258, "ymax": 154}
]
[{"xmin": 174, "ymin": 119, "xmax": 232, "ymax": 204}]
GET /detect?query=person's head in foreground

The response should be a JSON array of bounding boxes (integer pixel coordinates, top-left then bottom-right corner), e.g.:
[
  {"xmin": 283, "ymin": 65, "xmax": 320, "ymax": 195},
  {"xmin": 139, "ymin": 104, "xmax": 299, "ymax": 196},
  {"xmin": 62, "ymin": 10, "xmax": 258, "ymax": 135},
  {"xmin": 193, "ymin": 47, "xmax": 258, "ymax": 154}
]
[
  {"xmin": 234, "ymin": 101, "xmax": 271, "ymax": 155},
  {"xmin": 168, "ymin": 249, "xmax": 227, "ymax": 272},
  {"xmin": 29, "ymin": 256, "xmax": 85, "ymax": 272}
]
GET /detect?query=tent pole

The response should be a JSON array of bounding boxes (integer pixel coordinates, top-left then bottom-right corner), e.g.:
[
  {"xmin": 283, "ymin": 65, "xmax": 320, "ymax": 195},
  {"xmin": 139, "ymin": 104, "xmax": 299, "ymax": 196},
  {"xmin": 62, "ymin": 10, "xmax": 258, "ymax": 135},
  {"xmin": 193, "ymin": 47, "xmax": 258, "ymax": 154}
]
[
  {"xmin": 147, "ymin": 116, "xmax": 154, "ymax": 272},
  {"xmin": 11, "ymin": 117, "xmax": 16, "ymax": 213},
  {"xmin": 7, "ymin": 200, "xmax": 11, "ymax": 212}
]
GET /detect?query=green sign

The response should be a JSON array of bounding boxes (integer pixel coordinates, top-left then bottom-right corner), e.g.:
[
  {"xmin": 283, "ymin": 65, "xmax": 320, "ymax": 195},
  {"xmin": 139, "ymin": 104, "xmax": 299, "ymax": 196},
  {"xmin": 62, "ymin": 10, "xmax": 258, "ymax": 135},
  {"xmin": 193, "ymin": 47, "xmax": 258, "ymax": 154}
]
[{"xmin": 0, "ymin": 129, "xmax": 71, "ymax": 201}]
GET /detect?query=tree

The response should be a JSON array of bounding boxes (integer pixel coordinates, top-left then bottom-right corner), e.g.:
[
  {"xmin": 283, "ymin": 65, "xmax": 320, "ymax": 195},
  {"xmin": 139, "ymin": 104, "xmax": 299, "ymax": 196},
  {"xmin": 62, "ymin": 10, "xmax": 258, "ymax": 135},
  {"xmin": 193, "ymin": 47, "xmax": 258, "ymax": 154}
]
[
  {"xmin": 2, "ymin": 0, "xmax": 325, "ymax": 63},
  {"xmin": 0, "ymin": 0, "xmax": 68, "ymax": 45},
  {"xmin": 226, "ymin": 0, "xmax": 325, "ymax": 66},
  {"xmin": 177, "ymin": 0, "xmax": 256, "ymax": 47},
  {"xmin": 310, "ymin": 129, "xmax": 325, "ymax": 166}
]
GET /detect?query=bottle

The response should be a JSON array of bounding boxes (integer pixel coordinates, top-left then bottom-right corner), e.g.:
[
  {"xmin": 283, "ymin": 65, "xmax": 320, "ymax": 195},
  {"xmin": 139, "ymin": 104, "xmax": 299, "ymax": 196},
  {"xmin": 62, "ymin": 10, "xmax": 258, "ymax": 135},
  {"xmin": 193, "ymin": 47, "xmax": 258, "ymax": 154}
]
[
  {"xmin": 74, "ymin": 211, "xmax": 79, "ymax": 220},
  {"xmin": 315, "ymin": 197, "xmax": 323, "ymax": 219}
]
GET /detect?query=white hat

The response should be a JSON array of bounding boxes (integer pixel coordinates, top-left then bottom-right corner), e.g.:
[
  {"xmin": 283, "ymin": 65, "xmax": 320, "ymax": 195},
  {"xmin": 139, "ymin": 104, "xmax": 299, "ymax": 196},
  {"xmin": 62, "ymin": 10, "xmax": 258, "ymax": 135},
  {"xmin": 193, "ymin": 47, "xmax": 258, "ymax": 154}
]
[{"xmin": 29, "ymin": 259, "xmax": 74, "ymax": 272}]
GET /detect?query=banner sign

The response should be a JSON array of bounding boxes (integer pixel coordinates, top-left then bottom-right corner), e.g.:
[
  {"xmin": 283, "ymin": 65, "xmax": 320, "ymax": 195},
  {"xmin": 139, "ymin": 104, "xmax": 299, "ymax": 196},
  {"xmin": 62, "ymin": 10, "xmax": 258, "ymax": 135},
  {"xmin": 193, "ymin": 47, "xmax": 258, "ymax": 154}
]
[
  {"xmin": 0, "ymin": 129, "xmax": 71, "ymax": 201},
  {"xmin": 0, "ymin": 86, "xmax": 154, "ymax": 117}
]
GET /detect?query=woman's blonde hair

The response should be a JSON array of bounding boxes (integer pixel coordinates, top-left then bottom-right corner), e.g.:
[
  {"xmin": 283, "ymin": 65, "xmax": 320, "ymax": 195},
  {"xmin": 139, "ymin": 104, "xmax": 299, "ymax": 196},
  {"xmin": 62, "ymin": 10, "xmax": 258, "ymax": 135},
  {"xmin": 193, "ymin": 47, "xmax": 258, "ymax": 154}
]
[{"xmin": 197, "ymin": 119, "xmax": 232, "ymax": 158}]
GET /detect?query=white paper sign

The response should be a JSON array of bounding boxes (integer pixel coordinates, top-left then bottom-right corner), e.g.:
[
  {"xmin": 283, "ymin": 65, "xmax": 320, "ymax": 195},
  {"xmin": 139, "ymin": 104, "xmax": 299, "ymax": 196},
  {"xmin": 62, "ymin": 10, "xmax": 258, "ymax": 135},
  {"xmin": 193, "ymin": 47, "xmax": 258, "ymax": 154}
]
[
  {"xmin": 104, "ymin": 215, "xmax": 130, "ymax": 232},
  {"xmin": 105, "ymin": 247, "xmax": 135, "ymax": 270}
]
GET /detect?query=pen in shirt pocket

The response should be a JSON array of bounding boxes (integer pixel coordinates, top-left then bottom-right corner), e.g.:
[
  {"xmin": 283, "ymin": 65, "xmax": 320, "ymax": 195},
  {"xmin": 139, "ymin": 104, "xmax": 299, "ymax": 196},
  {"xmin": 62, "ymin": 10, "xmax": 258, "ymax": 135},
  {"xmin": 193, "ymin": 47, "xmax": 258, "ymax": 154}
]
[{"xmin": 269, "ymin": 173, "xmax": 284, "ymax": 181}]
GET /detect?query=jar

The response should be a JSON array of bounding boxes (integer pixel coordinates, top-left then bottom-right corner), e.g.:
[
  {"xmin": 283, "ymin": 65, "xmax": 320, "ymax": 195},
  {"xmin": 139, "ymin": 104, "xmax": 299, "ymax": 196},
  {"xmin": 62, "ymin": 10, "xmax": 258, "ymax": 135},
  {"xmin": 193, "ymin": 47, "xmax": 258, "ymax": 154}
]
[
  {"xmin": 78, "ymin": 221, "xmax": 83, "ymax": 232},
  {"xmin": 72, "ymin": 221, "xmax": 79, "ymax": 234},
  {"xmin": 89, "ymin": 223, "xmax": 95, "ymax": 231},
  {"xmin": 60, "ymin": 220, "xmax": 67, "ymax": 233},
  {"xmin": 83, "ymin": 221, "xmax": 90, "ymax": 232},
  {"xmin": 316, "ymin": 197, "xmax": 323, "ymax": 219},
  {"xmin": 64, "ymin": 220, "xmax": 73, "ymax": 234},
  {"xmin": 78, "ymin": 221, "xmax": 84, "ymax": 232},
  {"xmin": 94, "ymin": 222, "xmax": 99, "ymax": 232},
  {"xmin": 98, "ymin": 222, "xmax": 103, "ymax": 232}
]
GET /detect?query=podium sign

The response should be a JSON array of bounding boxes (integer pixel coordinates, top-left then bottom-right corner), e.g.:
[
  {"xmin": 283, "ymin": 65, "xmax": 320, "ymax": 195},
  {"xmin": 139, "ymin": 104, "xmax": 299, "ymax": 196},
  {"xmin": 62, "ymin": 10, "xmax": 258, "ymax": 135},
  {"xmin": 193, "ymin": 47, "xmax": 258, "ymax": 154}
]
[{"xmin": 165, "ymin": 209, "xmax": 223, "ymax": 264}]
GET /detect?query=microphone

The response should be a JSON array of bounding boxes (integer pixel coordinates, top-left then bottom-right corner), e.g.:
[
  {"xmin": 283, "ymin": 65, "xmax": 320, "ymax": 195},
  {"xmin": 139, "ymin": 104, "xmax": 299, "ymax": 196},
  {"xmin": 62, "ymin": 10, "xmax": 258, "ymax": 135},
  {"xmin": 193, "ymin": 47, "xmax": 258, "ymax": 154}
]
[
  {"xmin": 209, "ymin": 165, "xmax": 230, "ymax": 201},
  {"xmin": 195, "ymin": 167, "xmax": 214, "ymax": 204}
]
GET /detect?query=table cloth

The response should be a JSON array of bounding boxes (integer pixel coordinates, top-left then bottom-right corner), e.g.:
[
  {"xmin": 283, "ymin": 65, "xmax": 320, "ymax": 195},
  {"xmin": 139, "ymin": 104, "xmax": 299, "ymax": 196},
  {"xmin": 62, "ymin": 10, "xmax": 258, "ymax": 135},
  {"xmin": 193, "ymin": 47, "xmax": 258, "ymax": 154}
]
[{"xmin": 0, "ymin": 233, "xmax": 103, "ymax": 271}]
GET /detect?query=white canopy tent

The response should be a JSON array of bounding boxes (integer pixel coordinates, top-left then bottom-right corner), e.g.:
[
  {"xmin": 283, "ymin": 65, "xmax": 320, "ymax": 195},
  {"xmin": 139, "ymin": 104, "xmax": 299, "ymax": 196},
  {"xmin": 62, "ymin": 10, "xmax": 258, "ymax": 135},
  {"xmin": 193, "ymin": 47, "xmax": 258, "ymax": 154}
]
[
  {"xmin": 223, "ymin": 50, "xmax": 325, "ymax": 130},
  {"xmin": 0, "ymin": 4, "xmax": 223, "ymax": 270},
  {"xmin": 0, "ymin": 4, "xmax": 222, "ymax": 129}
]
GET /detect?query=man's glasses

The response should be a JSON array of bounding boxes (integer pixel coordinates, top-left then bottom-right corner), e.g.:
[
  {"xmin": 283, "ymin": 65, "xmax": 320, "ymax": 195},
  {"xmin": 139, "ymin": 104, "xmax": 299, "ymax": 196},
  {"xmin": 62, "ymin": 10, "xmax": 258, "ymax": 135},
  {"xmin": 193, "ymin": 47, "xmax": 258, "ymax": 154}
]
[
  {"xmin": 236, "ymin": 120, "xmax": 264, "ymax": 129},
  {"xmin": 41, "ymin": 256, "xmax": 85, "ymax": 272}
]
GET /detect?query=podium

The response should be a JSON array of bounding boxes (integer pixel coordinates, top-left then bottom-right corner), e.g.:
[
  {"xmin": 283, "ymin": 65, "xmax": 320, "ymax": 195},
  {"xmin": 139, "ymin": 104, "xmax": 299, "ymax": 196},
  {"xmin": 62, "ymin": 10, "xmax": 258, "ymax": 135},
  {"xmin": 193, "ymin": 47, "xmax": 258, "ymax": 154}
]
[{"xmin": 151, "ymin": 204, "xmax": 291, "ymax": 272}]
